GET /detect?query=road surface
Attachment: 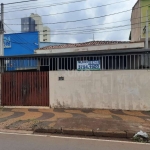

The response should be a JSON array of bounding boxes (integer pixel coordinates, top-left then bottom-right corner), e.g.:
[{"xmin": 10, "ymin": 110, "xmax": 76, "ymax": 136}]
[{"xmin": 0, "ymin": 132, "xmax": 149, "ymax": 150}]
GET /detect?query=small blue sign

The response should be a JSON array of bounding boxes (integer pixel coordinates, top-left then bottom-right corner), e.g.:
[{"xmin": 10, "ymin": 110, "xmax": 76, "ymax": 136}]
[
  {"xmin": 4, "ymin": 36, "xmax": 11, "ymax": 48},
  {"xmin": 77, "ymin": 60, "xmax": 100, "ymax": 71}
]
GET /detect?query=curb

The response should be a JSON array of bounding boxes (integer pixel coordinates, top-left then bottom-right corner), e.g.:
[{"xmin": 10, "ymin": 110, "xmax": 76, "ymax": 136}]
[
  {"xmin": 62, "ymin": 128, "xmax": 93, "ymax": 136},
  {"xmin": 126, "ymin": 131, "xmax": 135, "ymax": 138},
  {"xmin": 0, "ymin": 129, "xmax": 33, "ymax": 134},
  {"xmin": 3, "ymin": 106, "xmax": 50, "ymax": 109},
  {"xmin": 93, "ymin": 131, "xmax": 126, "ymax": 138},
  {"xmin": 34, "ymin": 127, "xmax": 135, "ymax": 139},
  {"xmin": 34, "ymin": 127, "xmax": 62, "ymax": 134}
]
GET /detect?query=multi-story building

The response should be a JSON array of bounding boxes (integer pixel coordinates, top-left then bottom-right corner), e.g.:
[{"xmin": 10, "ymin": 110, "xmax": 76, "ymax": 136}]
[
  {"xmin": 21, "ymin": 13, "xmax": 51, "ymax": 42},
  {"xmin": 21, "ymin": 17, "xmax": 36, "ymax": 32},
  {"xmin": 131, "ymin": 0, "xmax": 150, "ymax": 42}
]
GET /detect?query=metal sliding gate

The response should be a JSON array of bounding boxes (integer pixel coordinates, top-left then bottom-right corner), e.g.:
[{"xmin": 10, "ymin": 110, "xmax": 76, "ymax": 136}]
[{"xmin": 1, "ymin": 72, "xmax": 49, "ymax": 106}]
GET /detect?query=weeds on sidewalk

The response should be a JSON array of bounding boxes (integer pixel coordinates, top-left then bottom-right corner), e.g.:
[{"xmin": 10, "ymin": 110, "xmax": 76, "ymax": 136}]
[
  {"xmin": 133, "ymin": 134, "xmax": 150, "ymax": 143},
  {"xmin": 31, "ymin": 119, "xmax": 40, "ymax": 129}
]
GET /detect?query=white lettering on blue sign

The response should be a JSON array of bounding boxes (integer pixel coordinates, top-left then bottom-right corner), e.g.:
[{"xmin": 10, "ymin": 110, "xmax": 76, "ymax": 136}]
[
  {"xmin": 77, "ymin": 61, "xmax": 100, "ymax": 71},
  {"xmin": 4, "ymin": 36, "xmax": 11, "ymax": 48}
]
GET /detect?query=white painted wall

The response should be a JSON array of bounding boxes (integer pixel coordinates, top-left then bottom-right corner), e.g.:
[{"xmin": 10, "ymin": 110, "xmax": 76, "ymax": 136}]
[
  {"xmin": 43, "ymin": 26, "xmax": 50, "ymax": 42},
  {"xmin": 30, "ymin": 13, "xmax": 50, "ymax": 42},
  {"xmin": 35, "ymin": 42, "xmax": 144, "ymax": 54},
  {"xmin": 49, "ymin": 70, "xmax": 150, "ymax": 111}
]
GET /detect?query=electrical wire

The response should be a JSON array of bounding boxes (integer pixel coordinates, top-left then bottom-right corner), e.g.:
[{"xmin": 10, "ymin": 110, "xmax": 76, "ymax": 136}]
[
  {"xmin": 4, "ymin": 21, "xmax": 143, "ymax": 36},
  {"xmin": 5, "ymin": 12, "xmax": 150, "ymax": 35},
  {"xmin": 4, "ymin": 0, "xmax": 87, "ymax": 10},
  {"xmin": 5, "ymin": 10, "xmax": 133, "ymax": 25},
  {"xmin": 4, "ymin": 0, "xmax": 38, "ymax": 5},
  {"xmin": 4, "ymin": 0, "xmax": 128, "ymax": 15},
  {"xmin": 20, "ymin": 15, "xmax": 147, "ymax": 32},
  {"xmin": 3, "ymin": 0, "xmax": 86, "ymax": 13},
  {"xmin": 4, "ymin": 0, "xmax": 63, "ymax": 8},
  {"xmin": 4, "ymin": 23, "xmax": 136, "ymax": 34},
  {"xmin": 6, "ymin": 2, "xmax": 150, "ymax": 26}
]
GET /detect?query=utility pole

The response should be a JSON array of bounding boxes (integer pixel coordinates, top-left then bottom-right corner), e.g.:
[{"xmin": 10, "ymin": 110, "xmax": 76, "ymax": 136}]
[
  {"xmin": 145, "ymin": 10, "xmax": 149, "ymax": 49},
  {"xmin": 0, "ymin": 3, "xmax": 4, "ymax": 74},
  {"xmin": 0, "ymin": 3, "xmax": 4, "ymax": 56}
]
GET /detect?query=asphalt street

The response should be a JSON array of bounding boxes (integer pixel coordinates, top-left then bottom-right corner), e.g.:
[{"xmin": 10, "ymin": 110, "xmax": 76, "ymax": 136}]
[{"xmin": 0, "ymin": 132, "xmax": 149, "ymax": 150}]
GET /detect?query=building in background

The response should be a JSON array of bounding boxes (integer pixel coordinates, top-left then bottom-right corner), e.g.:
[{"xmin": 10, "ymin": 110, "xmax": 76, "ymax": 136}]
[
  {"xmin": 131, "ymin": 0, "xmax": 150, "ymax": 43},
  {"xmin": 21, "ymin": 17, "xmax": 36, "ymax": 32},
  {"xmin": 21, "ymin": 13, "xmax": 51, "ymax": 42}
]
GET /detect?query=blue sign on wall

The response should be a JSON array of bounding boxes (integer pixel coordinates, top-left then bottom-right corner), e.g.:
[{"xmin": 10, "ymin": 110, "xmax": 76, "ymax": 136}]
[
  {"xmin": 4, "ymin": 32, "xmax": 39, "ymax": 71},
  {"xmin": 77, "ymin": 61, "xmax": 101, "ymax": 71},
  {"xmin": 4, "ymin": 36, "xmax": 11, "ymax": 48},
  {"xmin": 4, "ymin": 32, "xmax": 39, "ymax": 56}
]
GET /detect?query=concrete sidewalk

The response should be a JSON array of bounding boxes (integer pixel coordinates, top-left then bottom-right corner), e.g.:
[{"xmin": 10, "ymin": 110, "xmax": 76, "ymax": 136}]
[{"xmin": 0, "ymin": 108, "xmax": 150, "ymax": 138}]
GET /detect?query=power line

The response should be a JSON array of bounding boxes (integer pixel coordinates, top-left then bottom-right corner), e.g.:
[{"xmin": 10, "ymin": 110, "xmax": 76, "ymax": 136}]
[
  {"xmin": 4, "ymin": 0, "xmax": 129, "ymax": 16},
  {"xmin": 4, "ymin": 9, "xmax": 138, "ymax": 25},
  {"xmin": 4, "ymin": 0, "xmax": 38, "ymax": 5},
  {"xmin": 5, "ymin": 23, "xmax": 133, "ymax": 33},
  {"xmin": 5, "ymin": 12, "xmax": 149, "ymax": 35},
  {"xmin": 5, "ymin": 13, "xmax": 149, "ymax": 34},
  {"xmin": 4, "ymin": 21, "xmax": 142, "ymax": 36},
  {"xmin": 6, "ymin": 2, "xmax": 150, "ymax": 26},
  {"xmin": 34, "ymin": 19, "xmax": 150, "ymax": 33},
  {"xmin": 3, "ymin": 25, "xmax": 137, "ymax": 37},
  {"xmin": 3, "ymin": 0, "xmax": 86, "ymax": 13},
  {"xmin": 33, "ymin": 14, "xmax": 147, "ymax": 31},
  {"xmin": 51, "ymin": 16, "xmax": 146, "ymax": 31},
  {"xmin": 4, "ymin": 0, "xmax": 86, "ymax": 10},
  {"xmin": 5, "ymin": 0, "xmax": 64, "ymax": 8}
]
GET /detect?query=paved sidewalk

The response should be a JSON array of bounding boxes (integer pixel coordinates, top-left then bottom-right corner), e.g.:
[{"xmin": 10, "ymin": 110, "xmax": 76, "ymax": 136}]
[{"xmin": 0, "ymin": 108, "xmax": 150, "ymax": 138}]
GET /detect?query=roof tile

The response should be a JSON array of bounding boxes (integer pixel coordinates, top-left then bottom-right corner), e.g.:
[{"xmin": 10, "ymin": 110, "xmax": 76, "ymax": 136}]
[{"xmin": 38, "ymin": 41, "xmax": 140, "ymax": 50}]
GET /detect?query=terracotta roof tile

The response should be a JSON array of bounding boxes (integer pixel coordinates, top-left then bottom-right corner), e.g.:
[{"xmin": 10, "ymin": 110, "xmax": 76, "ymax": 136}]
[{"xmin": 38, "ymin": 41, "xmax": 141, "ymax": 50}]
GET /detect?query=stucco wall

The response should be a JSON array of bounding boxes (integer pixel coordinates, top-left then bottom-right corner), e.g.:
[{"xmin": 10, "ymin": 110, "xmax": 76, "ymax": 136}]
[{"xmin": 49, "ymin": 70, "xmax": 150, "ymax": 111}]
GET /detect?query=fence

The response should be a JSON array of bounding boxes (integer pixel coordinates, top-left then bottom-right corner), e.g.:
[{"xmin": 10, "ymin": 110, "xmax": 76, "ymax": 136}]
[{"xmin": 0, "ymin": 52, "xmax": 150, "ymax": 72}]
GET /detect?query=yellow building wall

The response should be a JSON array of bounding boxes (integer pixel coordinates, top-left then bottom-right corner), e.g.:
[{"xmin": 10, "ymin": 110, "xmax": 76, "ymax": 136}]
[{"xmin": 141, "ymin": 0, "xmax": 150, "ymax": 39}]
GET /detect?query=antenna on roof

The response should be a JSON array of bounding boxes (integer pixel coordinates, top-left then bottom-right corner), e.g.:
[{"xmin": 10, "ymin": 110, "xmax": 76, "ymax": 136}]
[{"xmin": 93, "ymin": 34, "xmax": 95, "ymax": 41}]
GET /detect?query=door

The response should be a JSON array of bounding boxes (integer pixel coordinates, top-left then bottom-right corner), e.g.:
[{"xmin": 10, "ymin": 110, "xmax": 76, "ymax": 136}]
[{"xmin": 1, "ymin": 72, "xmax": 49, "ymax": 106}]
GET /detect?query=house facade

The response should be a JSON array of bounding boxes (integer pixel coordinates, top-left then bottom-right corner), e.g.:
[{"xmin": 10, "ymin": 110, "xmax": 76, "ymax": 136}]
[
  {"xmin": 1, "ymin": 46, "xmax": 150, "ymax": 110},
  {"xmin": 1, "ymin": 34, "xmax": 150, "ymax": 110}
]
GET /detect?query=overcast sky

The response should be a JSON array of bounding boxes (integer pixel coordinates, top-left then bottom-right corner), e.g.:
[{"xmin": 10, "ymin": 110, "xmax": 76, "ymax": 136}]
[{"xmin": 2, "ymin": 0, "xmax": 137, "ymax": 43}]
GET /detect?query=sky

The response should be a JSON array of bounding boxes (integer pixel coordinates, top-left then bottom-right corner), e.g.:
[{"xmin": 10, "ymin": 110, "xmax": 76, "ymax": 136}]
[{"xmin": 2, "ymin": 0, "xmax": 137, "ymax": 43}]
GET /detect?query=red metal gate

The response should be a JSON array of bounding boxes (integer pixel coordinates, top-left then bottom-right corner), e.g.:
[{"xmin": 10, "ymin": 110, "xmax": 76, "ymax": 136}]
[{"xmin": 1, "ymin": 72, "xmax": 49, "ymax": 106}]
